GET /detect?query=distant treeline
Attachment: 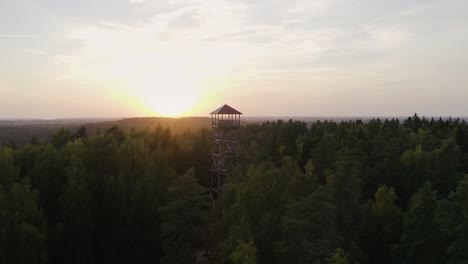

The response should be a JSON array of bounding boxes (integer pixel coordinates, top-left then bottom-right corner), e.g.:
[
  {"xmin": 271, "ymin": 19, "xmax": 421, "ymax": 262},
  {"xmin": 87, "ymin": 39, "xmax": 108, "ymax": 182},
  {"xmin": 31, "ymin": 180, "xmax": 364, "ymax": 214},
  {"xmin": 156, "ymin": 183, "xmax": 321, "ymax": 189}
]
[
  {"xmin": 0, "ymin": 117, "xmax": 212, "ymax": 146},
  {"xmin": 1, "ymin": 114, "xmax": 468, "ymax": 263}
]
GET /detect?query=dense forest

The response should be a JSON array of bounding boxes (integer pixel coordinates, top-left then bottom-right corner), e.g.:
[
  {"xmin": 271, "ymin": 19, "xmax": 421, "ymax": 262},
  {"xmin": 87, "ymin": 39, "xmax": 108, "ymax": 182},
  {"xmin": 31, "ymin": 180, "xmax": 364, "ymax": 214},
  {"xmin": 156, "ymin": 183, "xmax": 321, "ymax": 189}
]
[{"xmin": 1, "ymin": 114, "xmax": 468, "ymax": 263}]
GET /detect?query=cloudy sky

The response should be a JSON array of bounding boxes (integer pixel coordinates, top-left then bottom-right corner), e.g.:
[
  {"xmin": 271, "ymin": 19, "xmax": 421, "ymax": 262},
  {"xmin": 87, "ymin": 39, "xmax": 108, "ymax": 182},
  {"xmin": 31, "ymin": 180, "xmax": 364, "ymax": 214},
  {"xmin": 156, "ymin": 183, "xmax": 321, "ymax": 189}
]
[{"xmin": 1, "ymin": 0, "xmax": 467, "ymax": 118}]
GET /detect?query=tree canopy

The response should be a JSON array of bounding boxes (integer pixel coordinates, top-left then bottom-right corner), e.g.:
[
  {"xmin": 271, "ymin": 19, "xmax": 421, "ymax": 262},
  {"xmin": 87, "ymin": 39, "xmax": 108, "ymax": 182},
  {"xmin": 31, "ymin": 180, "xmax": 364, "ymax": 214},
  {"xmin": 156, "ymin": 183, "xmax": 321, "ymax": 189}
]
[{"xmin": 1, "ymin": 115, "xmax": 468, "ymax": 263}]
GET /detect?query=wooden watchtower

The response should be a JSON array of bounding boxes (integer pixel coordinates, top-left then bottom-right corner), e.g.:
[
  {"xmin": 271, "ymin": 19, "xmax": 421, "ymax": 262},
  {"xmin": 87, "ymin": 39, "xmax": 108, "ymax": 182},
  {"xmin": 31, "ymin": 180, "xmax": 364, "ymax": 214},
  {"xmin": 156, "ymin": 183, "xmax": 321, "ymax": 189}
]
[{"xmin": 210, "ymin": 104, "xmax": 242, "ymax": 193}]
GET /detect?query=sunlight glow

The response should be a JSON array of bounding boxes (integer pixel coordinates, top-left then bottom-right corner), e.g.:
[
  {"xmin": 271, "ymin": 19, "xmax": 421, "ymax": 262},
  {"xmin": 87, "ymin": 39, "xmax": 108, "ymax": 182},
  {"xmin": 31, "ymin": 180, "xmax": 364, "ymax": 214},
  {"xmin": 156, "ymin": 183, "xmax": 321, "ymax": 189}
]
[
  {"xmin": 132, "ymin": 72, "xmax": 202, "ymax": 117},
  {"xmin": 60, "ymin": 17, "xmax": 248, "ymax": 117}
]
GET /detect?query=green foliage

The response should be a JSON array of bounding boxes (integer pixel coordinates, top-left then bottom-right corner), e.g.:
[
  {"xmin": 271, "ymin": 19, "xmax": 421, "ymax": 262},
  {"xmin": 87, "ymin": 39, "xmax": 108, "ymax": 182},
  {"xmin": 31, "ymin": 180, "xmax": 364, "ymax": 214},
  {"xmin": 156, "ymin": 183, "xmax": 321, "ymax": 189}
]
[
  {"xmin": 360, "ymin": 186, "xmax": 402, "ymax": 263},
  {"xmin": 277, "ymin": 186, "xmax": 341, "ymax": 263},
  {"xmin": 56, "ymin": 153, "xmax": 93, "ymax": 264},
  {"xmin": 329, "ymin": 154, "xmax": 362, "ymax": 245},
  {"xmin": 446, "ymin": 175, "xmax": 468, "ymax": 264},
  {"xmin": 328, "ymin": 249, "xmax": 351, "ymax": 264},
  {"xmin": 229, "ymin": 240, "xmax": 258, "ymax": 264},
  {"xmin": 191, "ymin": 128, "xmax": 212, "ymax": 186},
  {"xmin": 310, "ymin": 134, "xmax": 338, "ymax": 174},
  {"xmin": 0, "ymin": 147, "xmax": 47, "ymax": 263},
  {"xmin": 396, "ymin": 182, "xmax": 445, "ymax": 264},
  {"xmin": 373, "ymin": 186, "xmax": 402, "ymax": 243},
  {"xmin": 218, "ymin": 218, "xmax": 254, "ymax": 263},
  {"xmin": 160, "ymin": 168, "xmax": 210, "ymax": 264},
  {"xmin": 51, "ymin": 128, "xmax": 71, "ymax": 149},
  {"xmin": 0, "ymin": 116, "xmax": 468, "ymax": 263},
  {"xmin": 0, "ymin": 147, "xmax": 18, "ymax": 187}
]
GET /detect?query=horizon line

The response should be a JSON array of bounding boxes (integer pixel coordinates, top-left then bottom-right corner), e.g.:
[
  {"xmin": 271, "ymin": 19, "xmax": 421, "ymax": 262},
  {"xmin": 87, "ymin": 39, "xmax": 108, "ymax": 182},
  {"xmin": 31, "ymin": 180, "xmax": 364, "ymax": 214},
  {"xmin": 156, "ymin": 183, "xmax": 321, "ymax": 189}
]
[{"xmin": 1, "ymin": 115, "xmax": 468, "ymax": 121}]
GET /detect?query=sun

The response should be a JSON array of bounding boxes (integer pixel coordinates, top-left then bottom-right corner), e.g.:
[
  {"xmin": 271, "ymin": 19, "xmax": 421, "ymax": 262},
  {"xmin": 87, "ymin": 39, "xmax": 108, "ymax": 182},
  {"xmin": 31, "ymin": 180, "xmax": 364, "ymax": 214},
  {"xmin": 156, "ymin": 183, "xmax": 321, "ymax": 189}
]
[
  {"xmin": 142, "ymin": 81, "xmax": 200, "ymax": 117},
  {"xmin": 104, "ymin": 48, "xmax": 232, "ymax": 117},
  {"xmin": 126, "ymin": 70, "xmax": 203, "ymax": 117}
]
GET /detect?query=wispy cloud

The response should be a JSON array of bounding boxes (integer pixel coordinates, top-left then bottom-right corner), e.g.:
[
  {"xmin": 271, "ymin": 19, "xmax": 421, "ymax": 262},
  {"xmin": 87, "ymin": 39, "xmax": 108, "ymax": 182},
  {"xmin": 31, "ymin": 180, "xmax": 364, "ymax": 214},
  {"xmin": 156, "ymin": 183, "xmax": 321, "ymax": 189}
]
[
  {"xmin": 0, "ymin": 34, "xmax": 41, "ymax": 38},
  {"xmin": 1, "ymin": 0, "xmax": 468, "ymax": 117},
  {"xmin": 128, "ymin": 0, "xmax": 146, "ymax": 4},
  {"xmin": 23, "ymin": 48, "xmax": 47, "ymax": 55}
]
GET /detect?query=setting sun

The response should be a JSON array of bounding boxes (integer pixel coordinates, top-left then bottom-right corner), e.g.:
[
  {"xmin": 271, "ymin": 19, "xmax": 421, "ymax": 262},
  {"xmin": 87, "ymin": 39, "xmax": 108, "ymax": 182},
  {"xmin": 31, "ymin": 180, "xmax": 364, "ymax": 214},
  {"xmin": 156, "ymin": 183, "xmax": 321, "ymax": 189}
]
[
  {"xmin": 139, "ymin": 79, "xmax": 201, "ymax": 117},
  {"xmin": 123, "ymin": 70, "xmax": 203, "ymax": 117}
]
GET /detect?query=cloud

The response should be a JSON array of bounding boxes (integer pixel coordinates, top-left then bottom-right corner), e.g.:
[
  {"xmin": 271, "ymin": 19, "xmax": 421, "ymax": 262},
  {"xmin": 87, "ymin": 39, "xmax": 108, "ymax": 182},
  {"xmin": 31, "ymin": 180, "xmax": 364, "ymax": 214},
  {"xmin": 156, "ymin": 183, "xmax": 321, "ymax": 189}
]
[
  {"xmin": 128, "ymin": 0, "xmax": 146, "ymax": 4},
  {"xmin": 48, "ymin": 1, "xmax": 467, "ymax": 95},
  {"xmin": 0, "ymin": 34, "xmax": 41, "ymax": 38},
  {"xmin": 23, "ymin": 48, "xmax": 47, "ymax": 55},
  {"xmin": 57, "ymin": 0, "xmax": 340, "ymax": 79},
  {"xmin": 2, "ymin": 0, "xmax": 468, "ymax": 116}
]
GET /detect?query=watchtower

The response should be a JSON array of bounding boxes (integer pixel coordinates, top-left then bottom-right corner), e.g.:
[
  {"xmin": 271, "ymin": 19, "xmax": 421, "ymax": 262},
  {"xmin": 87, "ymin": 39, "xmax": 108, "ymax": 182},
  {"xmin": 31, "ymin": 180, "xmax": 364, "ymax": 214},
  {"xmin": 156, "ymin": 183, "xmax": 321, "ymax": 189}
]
[{"xmin": 210, "ymin": 104, "xmax": 242, "ymax": 193}]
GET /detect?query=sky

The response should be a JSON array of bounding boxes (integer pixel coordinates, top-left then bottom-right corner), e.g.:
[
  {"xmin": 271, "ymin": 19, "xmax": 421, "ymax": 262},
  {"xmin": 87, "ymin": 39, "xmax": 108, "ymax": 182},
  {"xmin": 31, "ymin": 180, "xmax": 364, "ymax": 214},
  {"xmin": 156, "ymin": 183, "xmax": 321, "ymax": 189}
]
[{"xmin": 0, "ymin": 0, "xmax": 467, "ymax": 118}]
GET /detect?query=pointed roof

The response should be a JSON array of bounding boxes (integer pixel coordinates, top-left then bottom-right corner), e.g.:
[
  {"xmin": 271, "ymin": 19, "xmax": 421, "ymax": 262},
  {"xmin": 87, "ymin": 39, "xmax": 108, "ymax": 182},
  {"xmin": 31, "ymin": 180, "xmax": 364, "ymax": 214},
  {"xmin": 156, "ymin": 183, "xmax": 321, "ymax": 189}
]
[{"xmin": 210, "ymin": 104, "xmax": 242, "ymax": 115}]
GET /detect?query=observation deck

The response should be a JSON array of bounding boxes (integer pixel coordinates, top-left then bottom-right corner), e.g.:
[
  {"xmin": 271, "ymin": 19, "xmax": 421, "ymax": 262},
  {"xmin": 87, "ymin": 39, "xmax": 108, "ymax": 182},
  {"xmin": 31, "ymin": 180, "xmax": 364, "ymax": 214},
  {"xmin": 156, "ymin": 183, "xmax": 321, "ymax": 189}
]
[{"xmin": 210, "ymin": 104, "xmax": 242, "ymax": 129}]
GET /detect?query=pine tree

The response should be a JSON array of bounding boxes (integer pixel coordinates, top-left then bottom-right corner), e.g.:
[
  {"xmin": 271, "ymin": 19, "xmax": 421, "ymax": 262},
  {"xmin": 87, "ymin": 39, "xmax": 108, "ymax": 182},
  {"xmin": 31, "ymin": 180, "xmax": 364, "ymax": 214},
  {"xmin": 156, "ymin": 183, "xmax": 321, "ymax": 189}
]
[
  {"xmin": 229, "ymin": 240, "xmax": 258, "ymax": 264},
  {"xmin": 397, "ymin": 182, "xmax": 444, "ymax": 264},
  {"xmin": 447, "ymin": 175, "xmax": 468, "ymax": 263},
  {"xmin": 159, "ymin": 168, "xmax": 210, "ymax": 264},
  {"xmin": 276, "ymin": 186, "xmax": 341, "ymax": 263}
]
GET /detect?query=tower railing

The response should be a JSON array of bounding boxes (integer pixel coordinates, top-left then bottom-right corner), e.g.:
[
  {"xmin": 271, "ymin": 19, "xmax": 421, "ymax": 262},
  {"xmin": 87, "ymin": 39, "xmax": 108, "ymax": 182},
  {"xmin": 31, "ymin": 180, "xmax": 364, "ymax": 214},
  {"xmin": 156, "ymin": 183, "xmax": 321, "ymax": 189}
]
[{"xmin": 211, "ymin": 119, "xmax": 240, "ymax": 128}]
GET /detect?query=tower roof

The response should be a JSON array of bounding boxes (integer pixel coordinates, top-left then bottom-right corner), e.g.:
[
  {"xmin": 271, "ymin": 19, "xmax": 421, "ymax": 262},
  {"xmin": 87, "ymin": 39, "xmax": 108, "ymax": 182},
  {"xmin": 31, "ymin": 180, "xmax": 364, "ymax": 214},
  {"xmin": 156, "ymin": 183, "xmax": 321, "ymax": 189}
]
[{"xmin": 210, "ymin": 104, "xmax": 242, "ymax": 115}]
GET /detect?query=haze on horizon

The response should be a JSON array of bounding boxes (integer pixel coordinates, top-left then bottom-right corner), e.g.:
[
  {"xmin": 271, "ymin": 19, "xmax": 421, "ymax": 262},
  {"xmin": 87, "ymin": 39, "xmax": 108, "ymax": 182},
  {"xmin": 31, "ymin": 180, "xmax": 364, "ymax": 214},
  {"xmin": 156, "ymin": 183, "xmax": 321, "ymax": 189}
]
[{"xmin": 1, "ymin": 0, "xmax": 467, "ymax": 118}]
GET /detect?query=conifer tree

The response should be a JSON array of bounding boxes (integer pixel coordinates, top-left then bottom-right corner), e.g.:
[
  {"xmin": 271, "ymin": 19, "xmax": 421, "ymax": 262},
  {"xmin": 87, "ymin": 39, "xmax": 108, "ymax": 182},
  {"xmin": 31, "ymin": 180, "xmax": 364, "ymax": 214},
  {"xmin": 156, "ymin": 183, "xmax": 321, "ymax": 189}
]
[{"xmin": 397, "ymin": 182, "xmax": 444, "ymax": 264}]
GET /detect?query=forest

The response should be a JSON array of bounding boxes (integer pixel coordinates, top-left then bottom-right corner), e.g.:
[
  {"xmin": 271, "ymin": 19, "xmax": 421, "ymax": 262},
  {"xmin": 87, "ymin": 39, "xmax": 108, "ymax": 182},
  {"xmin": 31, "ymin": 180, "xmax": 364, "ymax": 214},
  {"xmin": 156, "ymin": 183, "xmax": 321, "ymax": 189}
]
[{"xmin": 1, "ymin": 114, "xmax": 468, "ymax": 264}]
